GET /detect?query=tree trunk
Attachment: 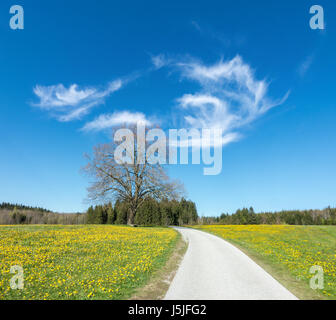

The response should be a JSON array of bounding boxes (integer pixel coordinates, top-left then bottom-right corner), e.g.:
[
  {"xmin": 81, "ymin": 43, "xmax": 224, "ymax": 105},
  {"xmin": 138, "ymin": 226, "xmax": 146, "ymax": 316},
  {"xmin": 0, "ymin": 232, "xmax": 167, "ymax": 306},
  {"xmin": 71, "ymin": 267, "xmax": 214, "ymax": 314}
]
[{"xmin": 127, "ymin": 207, "xmax": 136, "ymax": 225}]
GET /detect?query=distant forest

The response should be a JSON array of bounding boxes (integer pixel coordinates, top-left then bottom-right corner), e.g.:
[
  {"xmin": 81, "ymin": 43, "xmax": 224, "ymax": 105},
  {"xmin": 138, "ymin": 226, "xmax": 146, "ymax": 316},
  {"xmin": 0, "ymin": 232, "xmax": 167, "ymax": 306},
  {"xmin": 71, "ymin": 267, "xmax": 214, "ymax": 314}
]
[
  {"xmin": 1, "ymin": 201, "xmax": 336, "ymax": 226},
  {"xmin": 0, "ymin": 198, "xmax": 198, "ymax": 226},
  {"xmin": 0, "ymin": 202, "xmax": 85, "ymax": 225},
  {"xmin": 0, "ymin": 202, "xmax": 51, "ymax": 212},
  {"xmin": 86, "ymin": 198, "xmax": 198, "ymax": 226},
  {"xmin": 201, "ymin": 207, "xmax": 336, "ymax": 225}
]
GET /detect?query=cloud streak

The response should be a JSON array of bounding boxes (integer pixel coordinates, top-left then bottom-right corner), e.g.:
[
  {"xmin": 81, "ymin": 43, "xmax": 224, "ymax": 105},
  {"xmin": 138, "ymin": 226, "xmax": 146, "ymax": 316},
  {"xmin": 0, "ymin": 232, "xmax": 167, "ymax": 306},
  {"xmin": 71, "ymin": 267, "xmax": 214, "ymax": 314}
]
[
  {"xmin": 32, "ymin": 80, "xmax": 123, "ymax": 122},
  {"xmin": 81, "ymin": 111, "xmax": 151, "ymax": 132},
  {"xmin": 298, "ymin": 54, "xmax": 314, "ymax": 77}
]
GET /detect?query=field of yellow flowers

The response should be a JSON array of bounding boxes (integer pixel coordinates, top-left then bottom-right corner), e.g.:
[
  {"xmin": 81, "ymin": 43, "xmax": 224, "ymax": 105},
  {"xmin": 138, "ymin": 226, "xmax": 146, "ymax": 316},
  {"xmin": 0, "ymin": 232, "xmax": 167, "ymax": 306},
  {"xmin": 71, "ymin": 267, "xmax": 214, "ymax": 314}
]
[
  {"xmin": 192, "ymin": 225, "xmax": 336, "ymax": 299},
  {"xmin": 0, "ymin": 225, "xmax": 178, "ymax": 300}
]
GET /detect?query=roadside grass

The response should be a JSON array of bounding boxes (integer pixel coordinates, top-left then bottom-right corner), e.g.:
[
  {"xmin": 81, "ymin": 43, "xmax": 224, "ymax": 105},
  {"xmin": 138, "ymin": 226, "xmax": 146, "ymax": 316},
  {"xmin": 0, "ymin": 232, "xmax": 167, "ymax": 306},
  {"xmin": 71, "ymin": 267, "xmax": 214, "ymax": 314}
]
[
  {"xmin": 191, "ymin": 225, "xmax": 336, "ymax": 300},
  {"xmin": 0, "ymin": 225, "xmax": 178, "ymax": 300},
  {"xmin": 130, "ymin": 231, "xmax": 187, "ymax": 300}
]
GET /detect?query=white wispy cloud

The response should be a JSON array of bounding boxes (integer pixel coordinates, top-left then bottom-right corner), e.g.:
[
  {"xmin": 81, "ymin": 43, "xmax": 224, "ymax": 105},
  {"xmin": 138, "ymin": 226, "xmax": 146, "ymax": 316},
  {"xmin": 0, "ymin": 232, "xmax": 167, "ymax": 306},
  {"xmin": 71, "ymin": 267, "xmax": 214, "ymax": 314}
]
[
  {"xmin": 190, "ymin": 20, "xmax": 245, "ymax": 47},
  {"xmin": 151, "ymin": 54, "xmax": 170, "ymax": 70},
  {"xmin": 152, "ymin": 55, "xmax": 289, "ymax": 146},
  {"xmin": 32, "ymin": 80, "xmax": 123, "ymax": 122},
  {"xmin": 298, "ymin": 54, "xmax": 314, "ymax": 77},
  {"xmin": 81, "ymin": 111, "xmax": 151, "ymax": 132},
  {"xmin": 32, "ymin": 54, "xmax": 288, "ymax": 150},
  {"xmin": 190, "ymin": 20, "xmax": 201, "ymax": 32}
]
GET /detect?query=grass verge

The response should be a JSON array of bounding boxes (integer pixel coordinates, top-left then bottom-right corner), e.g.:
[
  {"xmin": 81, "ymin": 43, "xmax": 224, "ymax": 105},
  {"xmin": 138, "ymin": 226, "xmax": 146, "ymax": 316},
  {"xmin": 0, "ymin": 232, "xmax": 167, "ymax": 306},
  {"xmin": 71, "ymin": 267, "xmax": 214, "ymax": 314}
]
[{"xmin": 130, "ymin": 231, "xmax": 187, "ymax": 300}]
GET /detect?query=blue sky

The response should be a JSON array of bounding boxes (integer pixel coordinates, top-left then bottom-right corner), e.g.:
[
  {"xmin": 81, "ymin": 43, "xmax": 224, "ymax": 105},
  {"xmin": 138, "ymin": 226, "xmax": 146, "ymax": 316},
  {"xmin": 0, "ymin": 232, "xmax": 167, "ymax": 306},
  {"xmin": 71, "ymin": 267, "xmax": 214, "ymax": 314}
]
[{"xmin": 0, "ymin": 0, "xmax": 335, "ymax": 215}]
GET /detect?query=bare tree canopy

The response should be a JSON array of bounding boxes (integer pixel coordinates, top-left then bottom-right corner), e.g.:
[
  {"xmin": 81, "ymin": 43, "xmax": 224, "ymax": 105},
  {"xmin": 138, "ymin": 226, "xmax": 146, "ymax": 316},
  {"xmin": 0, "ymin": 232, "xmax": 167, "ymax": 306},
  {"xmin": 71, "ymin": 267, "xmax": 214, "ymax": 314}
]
[{"xmin": 83, "ymin": 125, "xmax": 184, "ymax": 225}]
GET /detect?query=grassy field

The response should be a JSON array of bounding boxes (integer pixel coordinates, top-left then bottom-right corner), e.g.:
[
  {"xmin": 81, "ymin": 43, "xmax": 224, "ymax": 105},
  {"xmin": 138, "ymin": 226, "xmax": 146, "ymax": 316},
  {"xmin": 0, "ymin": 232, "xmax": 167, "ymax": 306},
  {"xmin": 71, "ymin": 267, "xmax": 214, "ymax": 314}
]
[
  {"xmin": 192, "ymin": 225, "xmax": 336, "ymax": 300},
  {"xmin": 0, "ymin": 225, "xmax": 178, "ymax": 300}
]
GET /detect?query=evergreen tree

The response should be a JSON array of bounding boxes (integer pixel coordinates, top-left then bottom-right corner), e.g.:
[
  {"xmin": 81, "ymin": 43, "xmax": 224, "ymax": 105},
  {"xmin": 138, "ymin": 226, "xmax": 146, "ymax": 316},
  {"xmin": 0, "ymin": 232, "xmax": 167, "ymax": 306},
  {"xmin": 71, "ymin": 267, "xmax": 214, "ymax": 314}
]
[
  {"xmin": 106, "ymin": 203, "xmax": 116, "ymax": 224},
  {"xmin": 115, "ymin": 201, "xmax": 128, "ymax": 225}
]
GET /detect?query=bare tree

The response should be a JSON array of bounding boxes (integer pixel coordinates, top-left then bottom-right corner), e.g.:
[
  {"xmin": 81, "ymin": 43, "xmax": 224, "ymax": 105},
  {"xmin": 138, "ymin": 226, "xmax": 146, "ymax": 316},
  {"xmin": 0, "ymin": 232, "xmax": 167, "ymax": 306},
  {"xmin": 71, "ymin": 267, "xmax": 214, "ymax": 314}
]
[{"xmin": 83, "ymin": 125, "xmax": 184, "ymax": 225}]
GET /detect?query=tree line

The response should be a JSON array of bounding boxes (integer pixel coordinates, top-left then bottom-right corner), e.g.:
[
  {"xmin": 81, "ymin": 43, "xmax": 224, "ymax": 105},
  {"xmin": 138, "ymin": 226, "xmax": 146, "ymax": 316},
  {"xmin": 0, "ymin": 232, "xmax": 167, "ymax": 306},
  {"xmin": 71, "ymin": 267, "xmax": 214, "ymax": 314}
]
[
  {"xmin": 0, "ymin": 203, "xmax": 85, "ymax": 225},
  {"xmin": 86, "ymin": 198, "xmax": 198, "ymax": 226},
  {"xmin": 2, "ymin": 201, "xmax": 336, "ymax": 226},
  {"xmin": 0, "ymin": 198, "xmax": 198, "ymax": 226},
  {"xmin": 200, "ymin": 206, "xmax": 336, "ymax": 225},
  {"xmin": 0, "ymin": 202, "xmax": 51, "ymax": 213}
]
